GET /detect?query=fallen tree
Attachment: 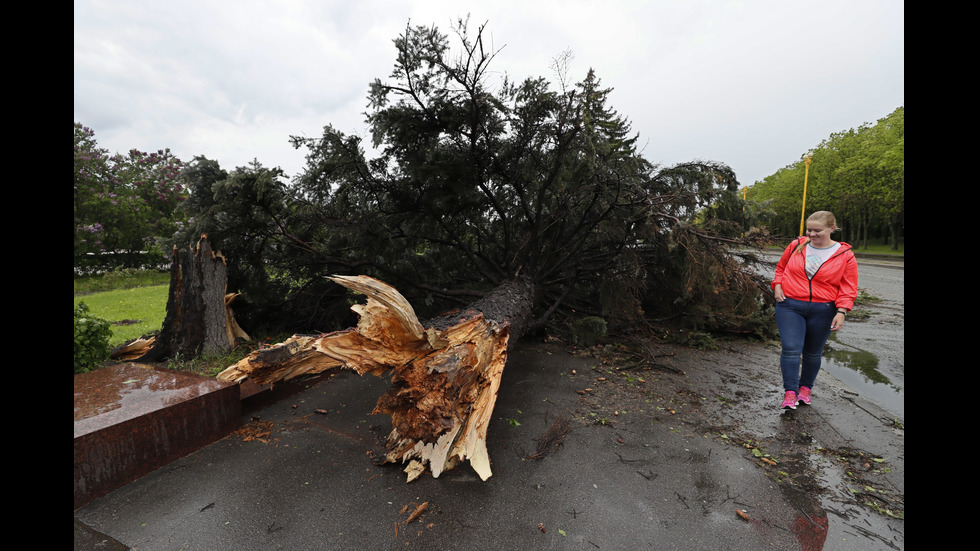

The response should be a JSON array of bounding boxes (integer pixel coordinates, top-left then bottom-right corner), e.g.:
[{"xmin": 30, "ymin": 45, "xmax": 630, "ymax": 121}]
[
  {"xmin": 218, "ymin": 274, "xmax": 533, "ymax": 482},
  {"xmin": 191, "ymin": 19, "xmax": 774, "ymax": 482}
]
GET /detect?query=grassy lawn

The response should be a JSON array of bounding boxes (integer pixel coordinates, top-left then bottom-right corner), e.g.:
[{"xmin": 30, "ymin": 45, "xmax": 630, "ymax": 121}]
[
  {"xmin": 74, "ymin": 269, "xmax": 263, "ymax": 376},
  {"xmin": 74, "ymin": 284, "xmax": 168, "ymax": 348},
  {"xmin": 853, "ymin": 243, "xmax": 904, "ymax": 256},
  {"xmin": 763, "ymin": 241, "xmax": 904, "ymax": 256},
  {"xmin": 74, "ymin": 268, "xmax": 170, "ymax": 295}
]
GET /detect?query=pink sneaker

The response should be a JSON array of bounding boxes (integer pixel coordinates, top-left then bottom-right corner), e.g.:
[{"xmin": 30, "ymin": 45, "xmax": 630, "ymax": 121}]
[
  {"xmin": 797, "ymin": 386, "xmax": 811, "ymax": 406},
  {"xmin": 780, "ymin": 391, "xmax": 798, "ymax": 410}
]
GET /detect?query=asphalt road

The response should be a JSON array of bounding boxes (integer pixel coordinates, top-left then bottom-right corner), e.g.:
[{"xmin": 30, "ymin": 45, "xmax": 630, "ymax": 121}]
[
  {"xmin": 822, "ymin": 257, "xmax": 904, "ymax": 419},
  {"xmin": 75, "ymin": 257, "xmax": 904, "ymax": 551}
]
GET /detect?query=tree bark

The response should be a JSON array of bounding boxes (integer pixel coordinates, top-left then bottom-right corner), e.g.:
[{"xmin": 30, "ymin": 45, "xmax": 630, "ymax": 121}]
[
  {"xmin": 134, "ymin": 235, "xmax": 250, "ymax": 363},
  {"xmin": 217, "ymin": 275, "xmax": 534, "ymax": 482}
]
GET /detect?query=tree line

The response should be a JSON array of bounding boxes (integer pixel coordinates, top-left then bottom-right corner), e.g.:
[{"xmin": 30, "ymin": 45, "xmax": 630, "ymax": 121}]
[{"xmin": 746, "ymin": 107, "xmax": 904, "ymax": 249}]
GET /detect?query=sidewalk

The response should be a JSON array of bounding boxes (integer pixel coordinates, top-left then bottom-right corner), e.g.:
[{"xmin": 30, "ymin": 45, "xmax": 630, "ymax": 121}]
[{"xmin": 75, "ymin": 336, "xmax": 904, "ymax": 550}]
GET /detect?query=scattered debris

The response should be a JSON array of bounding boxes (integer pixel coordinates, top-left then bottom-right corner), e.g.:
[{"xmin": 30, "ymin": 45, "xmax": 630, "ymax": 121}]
[
  {"xmin": 234, "ymin": 420, "xmax": 275, "ymax": 443},
  {"xmin": 524, "ymin": 415, "xmax": 572, "ymax": 461},
  {"xmin": 403, "ymin": 502, "xmax": 429, "ymax": 524}
]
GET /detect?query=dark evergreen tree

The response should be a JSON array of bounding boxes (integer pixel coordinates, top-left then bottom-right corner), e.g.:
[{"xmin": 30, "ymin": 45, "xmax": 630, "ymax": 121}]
[{"xmin": 182, "ymin": 19, "xmax": 772, "ymax": 339}]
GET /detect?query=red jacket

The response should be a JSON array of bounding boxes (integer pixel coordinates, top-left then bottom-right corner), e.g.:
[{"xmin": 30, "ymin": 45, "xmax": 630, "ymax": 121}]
[{"xmin": 771, "ymin": 237, "xmax": 859, "ymax": 310}]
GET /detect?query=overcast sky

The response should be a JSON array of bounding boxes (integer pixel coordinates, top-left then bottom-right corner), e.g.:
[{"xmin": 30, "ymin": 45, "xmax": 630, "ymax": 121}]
[{"xmin": 74, "ymin": 0, "xmax": 903, "ymax": 187}]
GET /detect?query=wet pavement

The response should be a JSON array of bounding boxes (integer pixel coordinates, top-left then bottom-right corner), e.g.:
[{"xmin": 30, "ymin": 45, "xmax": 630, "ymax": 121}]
[
  {"xmin": 74, "ymin": 363, "xmax": 241, "ymax": 510},
  {"xmin": 74, "ymin": 261, "xmax": 903, "ymax": 551}
]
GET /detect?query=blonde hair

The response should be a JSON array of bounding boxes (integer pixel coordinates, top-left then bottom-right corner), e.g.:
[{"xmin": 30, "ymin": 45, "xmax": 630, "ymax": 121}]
[
  {"xmin": 807, "ymin": 211, "xmax": 837, "ymax": 229},
  {"xmin": 793, "ymin": 211, "xmax": 839, "ymax": 254}
]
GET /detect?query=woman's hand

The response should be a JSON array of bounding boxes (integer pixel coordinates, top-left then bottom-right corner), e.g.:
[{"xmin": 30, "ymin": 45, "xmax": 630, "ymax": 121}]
[
  {"xmin": 831, "ymin": 312, "xmax": 846, "ymax": 331},
  {"xmin": 774, "ymin": 284, "xmax": 785, "ymax": 302}
]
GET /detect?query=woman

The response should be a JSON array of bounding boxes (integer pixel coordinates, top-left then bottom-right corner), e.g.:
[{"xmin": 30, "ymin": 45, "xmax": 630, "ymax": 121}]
[{"xmin": 771, "ymin": 211, "xmax": 858, "ymax": 410}]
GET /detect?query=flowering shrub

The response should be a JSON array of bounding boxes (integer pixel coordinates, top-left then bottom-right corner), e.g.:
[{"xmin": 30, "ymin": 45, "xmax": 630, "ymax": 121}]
[{"xmin": 74, "ymin": 123, "xmax": 189, "ymax": 271}]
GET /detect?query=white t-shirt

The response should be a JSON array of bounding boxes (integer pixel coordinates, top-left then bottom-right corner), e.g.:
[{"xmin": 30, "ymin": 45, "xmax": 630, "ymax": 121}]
[{"xmin": 805, "ymin": 242, "xmax": 841, "ymax": 278}]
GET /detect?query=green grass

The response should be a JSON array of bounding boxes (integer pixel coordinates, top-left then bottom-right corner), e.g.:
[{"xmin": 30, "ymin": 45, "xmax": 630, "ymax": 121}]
[
  {"xmin": 74, "ymin": 268, "xmax": 170, "ymax": 295},
  {"xmin": 763, "ymin": 241, "xmax": 903, "ymax": 256},
  {"xmin": 74, "ymin": 268, "xmax": 266, "ymax": 376},
  {"xmin": 74, "ymin": 285, "xmax": 168, "ymax": 348},
  {"xmin": 852, "ymin": 243, "xmax": 904, "ymax": 256}
]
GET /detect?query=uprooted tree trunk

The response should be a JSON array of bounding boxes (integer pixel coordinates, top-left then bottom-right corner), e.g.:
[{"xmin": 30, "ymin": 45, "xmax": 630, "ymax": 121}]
[
  {"xmin": 217, "ymin": 275, "xmax": 534, "ymax": 482},
  {"xmin": 120, "ymin": 234, "xmax": 250, "ymax": 363}
]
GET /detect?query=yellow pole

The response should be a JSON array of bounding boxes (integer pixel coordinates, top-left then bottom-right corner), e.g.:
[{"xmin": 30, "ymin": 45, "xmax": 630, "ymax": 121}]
[
  {"xmin": 799, "ymin": 155, "xmax": 813, "ymax": 236},
  {"xmin": 741, "ymin": 187, "xmax": 747, "ymax": 237}
]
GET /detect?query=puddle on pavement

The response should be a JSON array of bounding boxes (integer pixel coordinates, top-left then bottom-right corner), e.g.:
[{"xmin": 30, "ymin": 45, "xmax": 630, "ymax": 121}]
[{"xmin": 820, "ymin": 342, "xmax": 903, "ymax": 419}]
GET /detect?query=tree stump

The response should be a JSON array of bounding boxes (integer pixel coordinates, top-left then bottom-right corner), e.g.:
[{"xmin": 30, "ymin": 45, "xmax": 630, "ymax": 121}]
[
  {"xmin": 218, "ymin": 275, "xmax": 534, "ymax": 482},
  {"xmin": 135, "ymin": 235, "xmax": 249, "ymax": 362}
]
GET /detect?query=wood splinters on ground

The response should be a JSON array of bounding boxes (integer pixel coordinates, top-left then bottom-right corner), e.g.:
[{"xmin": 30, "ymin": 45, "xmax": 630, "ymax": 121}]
[
  {"xmin": 736, "ymin": 509, "xmax": 750, "ymax": 521},
  {"xmin": 404, "ymin": 502, "xmax": 428, "ymax": 524}
]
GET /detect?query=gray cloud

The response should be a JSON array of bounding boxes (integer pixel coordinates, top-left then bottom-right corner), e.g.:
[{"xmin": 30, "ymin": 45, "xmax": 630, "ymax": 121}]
[{"xmin": 74, "ymin": 0, "xmax": 904, "ymax": 184}]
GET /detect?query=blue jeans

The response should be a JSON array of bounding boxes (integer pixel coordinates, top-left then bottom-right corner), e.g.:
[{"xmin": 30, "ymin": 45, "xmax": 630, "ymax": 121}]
[{"xmin": 775, "ymin": 298, "xmax": 837, "ymax": 392}]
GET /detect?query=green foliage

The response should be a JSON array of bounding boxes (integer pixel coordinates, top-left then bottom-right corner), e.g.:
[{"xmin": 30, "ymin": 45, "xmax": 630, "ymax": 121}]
[
  {"xmin": 74, "ymin": 123, "xmax": 189, "ymax": 273},
  {"xmin": 172, "ymin": 158, "xmax": 315, "ymax": 334},
  {"xmin": 747, "ymin": 107, "xmax": 904, "ymax": 249},
  {"xmin": 74, "ymin": 302, "xmax": 112, "ymax": 373},
  {"xmin": 641, "ymin": 230, "xmax": 777, "ymax": 339}
]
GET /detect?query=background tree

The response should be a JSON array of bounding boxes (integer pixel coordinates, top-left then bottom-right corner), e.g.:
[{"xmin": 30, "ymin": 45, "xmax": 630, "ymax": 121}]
[
  {"xmin": 74, "ymin": 123, "xmax": 189, "ymax": 272},
  {"xmin": 748, "ymin": 107, "xmax": 904, "ymax": 249},
  {"xmin": 173, "ymin": 158, "xmax": 308, "ymax": 334}
]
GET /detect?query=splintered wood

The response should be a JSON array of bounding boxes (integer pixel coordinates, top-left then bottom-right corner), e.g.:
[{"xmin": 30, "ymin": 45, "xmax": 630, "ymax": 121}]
[{"xmin": 217, "ymin": 275, "xmax": 512, "ymax": 482}]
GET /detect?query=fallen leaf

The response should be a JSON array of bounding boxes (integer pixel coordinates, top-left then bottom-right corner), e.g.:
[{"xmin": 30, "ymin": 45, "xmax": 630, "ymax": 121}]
[
  {"xmin": 538, "ymin": 523, "xmax": 546, "ymax": 533},
  {"xmin": 736, "ymin": 509, "xmax": 750, "ymax": 521}
]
